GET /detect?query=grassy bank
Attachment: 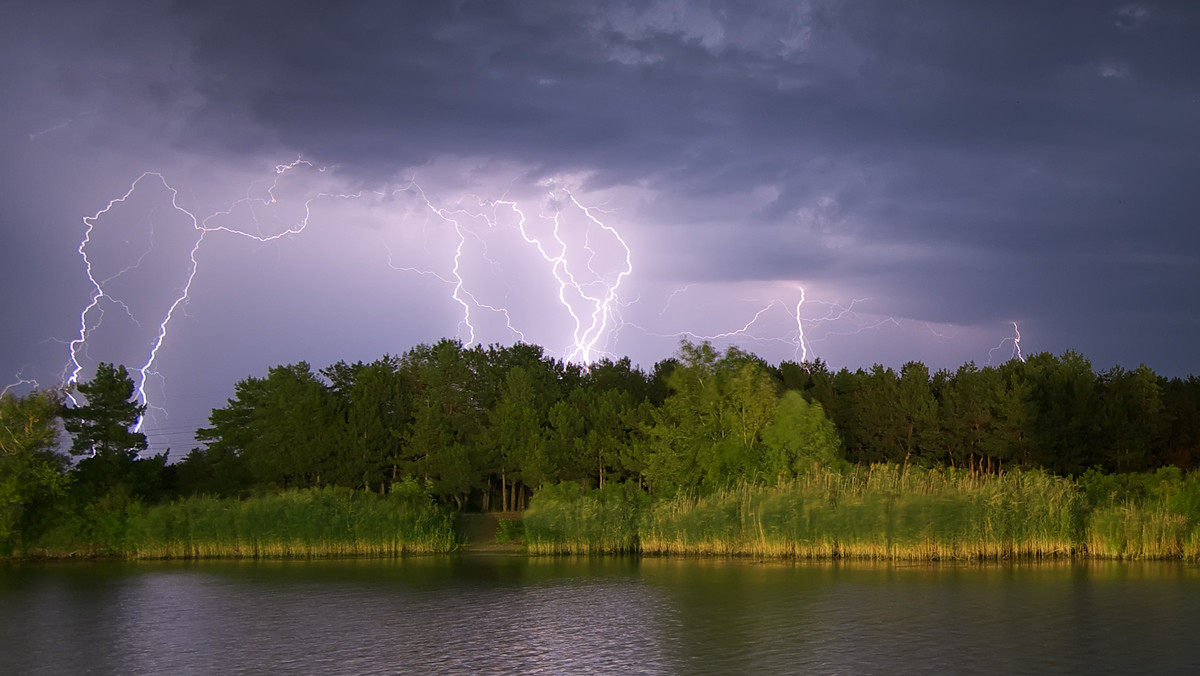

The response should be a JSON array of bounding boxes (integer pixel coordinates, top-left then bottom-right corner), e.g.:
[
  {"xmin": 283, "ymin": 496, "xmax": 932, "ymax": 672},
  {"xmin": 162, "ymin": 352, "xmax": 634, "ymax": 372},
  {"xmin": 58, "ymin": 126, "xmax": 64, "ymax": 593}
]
[
  {"xmin": 522, "ymin": 481, "xmax": 649, "ymax": 554},
  {"xmin": 1079, "ymin": 467, "xmax": 1200, "ymax": 559},
  {"xmin": 639, "ymin": 465, "xmax": 1081, "ymax": 559},
  {"xmin": 525, "ymin": 465, "xmax": 1200, "ymax": 560},
  {"xmin": 18, "ymin": 465, "xmax": 1200, "ymax": 561},
  {"xmin": 23, "ymin": 485, "xmax": 458, "ymax": 559}
]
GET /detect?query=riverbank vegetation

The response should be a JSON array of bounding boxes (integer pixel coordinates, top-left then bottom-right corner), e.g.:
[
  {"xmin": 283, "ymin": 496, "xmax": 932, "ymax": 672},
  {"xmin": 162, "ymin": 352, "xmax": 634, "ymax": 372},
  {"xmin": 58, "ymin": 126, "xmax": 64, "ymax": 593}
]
[
  {"xmin": 525, "ymin": 465, "xmax": 1200, "ymax": 560},
  {"xmin": 4, "ymin": 338, "xmax": 1200, "ymax": 559},
  {"xmin": 27, "ymin": 483, "xmax": 457, "ymax": 559}
]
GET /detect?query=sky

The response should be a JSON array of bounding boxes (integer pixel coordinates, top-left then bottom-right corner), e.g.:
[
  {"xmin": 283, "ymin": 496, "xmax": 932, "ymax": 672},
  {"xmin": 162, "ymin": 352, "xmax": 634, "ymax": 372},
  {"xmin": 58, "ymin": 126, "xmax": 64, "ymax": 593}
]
[{"xmin": 2, "ymin": 1, "xmax": 1198, "ymax": 454}]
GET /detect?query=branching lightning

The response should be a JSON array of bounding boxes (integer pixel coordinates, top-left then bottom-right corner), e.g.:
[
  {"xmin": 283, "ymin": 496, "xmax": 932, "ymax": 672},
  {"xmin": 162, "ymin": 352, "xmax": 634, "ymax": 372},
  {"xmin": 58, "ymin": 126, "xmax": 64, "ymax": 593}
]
[
  {"xmin": 658, "ymin": 284, "xmax": 695, "ymax": 317},
  {"xmin": 635, "ymin": 285, "xmax": 882, "ymax": 363},
  {"xmin": 60, "ymin": 161, "xmax": 636, "ymax": 444},
  {"xmin": 988, "ymin": 321, "xmax": 1025, "ymax": 364},
  {"xmin": 505, "ymin": 188, "xmax": 632, "ymax": 364},
  {"xmin": 65, "ymin": 160, "xmax": 359, "ymax": 435},
  {"xmin": 48, "ymin": 156, "xmax": 1031, "ymax": 453},
  {"xmin": 1, "ymin": 373, "xmax": 41, "ymax": 398},
  {"xmin": 380, "ymin": 180, "xmax": 632, "ymax": 364}
]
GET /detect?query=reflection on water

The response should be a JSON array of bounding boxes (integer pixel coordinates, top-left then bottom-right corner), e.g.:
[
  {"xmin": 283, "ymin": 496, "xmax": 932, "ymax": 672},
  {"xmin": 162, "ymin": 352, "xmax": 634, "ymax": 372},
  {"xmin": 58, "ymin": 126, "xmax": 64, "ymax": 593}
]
[{"xmin": 2, "ymin": 557, "xmax": 1198, "ymax": 675}]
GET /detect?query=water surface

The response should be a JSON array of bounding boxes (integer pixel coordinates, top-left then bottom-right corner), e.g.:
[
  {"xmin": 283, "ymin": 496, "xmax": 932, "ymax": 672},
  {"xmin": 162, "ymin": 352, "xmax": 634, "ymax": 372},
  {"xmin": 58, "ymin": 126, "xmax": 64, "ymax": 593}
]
[{"xmin": 2, "ymin": 556, "xmax": 1197, "ymax": 674}]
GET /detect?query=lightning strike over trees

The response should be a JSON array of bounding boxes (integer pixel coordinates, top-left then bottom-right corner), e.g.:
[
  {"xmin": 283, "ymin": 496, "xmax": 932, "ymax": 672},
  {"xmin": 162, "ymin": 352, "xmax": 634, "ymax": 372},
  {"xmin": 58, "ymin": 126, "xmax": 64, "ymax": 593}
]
[
  {"xmin": 61, "ymin": 362, "xmax": 147, "ymax": 460},
  {"xmin": 4, "ymin": 0, "xmax": 1200, "ymax": 573},
  {"xmin": 61, "ymin": 161, "xmax": 640, "ymax": 441},
  {"xmin": 989, "ymin": 322, "xmax": 1026, "ymax": 365},
  {"xmin": 54, "ymin": 159, "xmax": 996, "ymax": 450},
  {"xmin": 7, "ymin": 337, "xmax": 1200, "ymax": 560}
]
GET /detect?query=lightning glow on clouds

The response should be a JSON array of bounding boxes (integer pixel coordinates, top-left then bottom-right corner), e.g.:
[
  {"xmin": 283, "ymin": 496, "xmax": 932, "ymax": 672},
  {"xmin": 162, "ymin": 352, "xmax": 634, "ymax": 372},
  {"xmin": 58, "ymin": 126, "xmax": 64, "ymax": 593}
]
[
  {"xmin": 34, "ymin": 153, "xmax": 1028, "ymax": 453},
  {"xmin": 57, "ymin": 159, "xmax": 642, "ymax": 440},
  {"xmin": 5, "ymin": 0, "xmax": 1199, "ymax": 458}
]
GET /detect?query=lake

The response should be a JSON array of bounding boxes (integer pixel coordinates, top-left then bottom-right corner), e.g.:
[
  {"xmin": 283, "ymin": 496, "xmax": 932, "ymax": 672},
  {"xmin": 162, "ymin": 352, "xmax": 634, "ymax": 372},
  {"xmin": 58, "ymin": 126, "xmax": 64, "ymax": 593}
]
[{"xmin": 2, "ymin": 556, "xmax": 1198, "ymax": 674}]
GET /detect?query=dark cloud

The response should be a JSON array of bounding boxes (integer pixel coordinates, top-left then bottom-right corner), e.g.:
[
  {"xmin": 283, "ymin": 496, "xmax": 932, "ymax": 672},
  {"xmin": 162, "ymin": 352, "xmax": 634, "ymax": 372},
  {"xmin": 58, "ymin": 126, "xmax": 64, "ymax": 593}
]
[{"xmin": 3, "ymin": 0, "xmax": 1200, "ymax": 451}]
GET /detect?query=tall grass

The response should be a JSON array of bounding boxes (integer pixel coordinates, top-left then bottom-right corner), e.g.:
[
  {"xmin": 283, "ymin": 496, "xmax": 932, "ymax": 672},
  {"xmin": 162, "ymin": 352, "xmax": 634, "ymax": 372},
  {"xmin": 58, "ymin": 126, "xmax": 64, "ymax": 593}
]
[
  {"xmin": 639, "ymin": 465, "xmax": 1083, "ymax": 560},
  {"xmin": 523, "ymin": 481, "xmax": 648, "ymax": 554},
  {"xmin": 1084, "ymin": 505, "xmax": 1191, "ymax": 559},
  {"xmin": 1079, "ymin": 467, "xmax": 1200, "ymax": 559},
  {"xmin": 122, "ymin": 486, "xmax": 457, "ymax": 559},
  {"xmin": 23, "ymin": 465, "xmax": 1200, "ymax": 561}
]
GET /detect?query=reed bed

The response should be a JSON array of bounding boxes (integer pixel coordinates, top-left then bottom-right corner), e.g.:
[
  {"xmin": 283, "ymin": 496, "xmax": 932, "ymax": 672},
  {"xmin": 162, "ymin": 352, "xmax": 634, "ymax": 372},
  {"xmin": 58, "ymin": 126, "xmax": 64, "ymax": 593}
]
[
  {"xmin": 524, "ymin": 465, "xmax": 1100, "ymax": 560},
  {"xmin": 522, "ymin": 481, "xmax": 648, "ymax": 555},
  {"xmin": 1078, "ymin": 468, "xmax": 1200, "ymax": 559},
  {"xmin": 1083, "ymin": 505, "xmax": 1192, "ymax": 559},
  {"xmin": 639, "ymin": 465, "xmax": 1082, "ymax": 560},
  {"xmin": 122, "ymin": 487, "xmax": 457, "ymax": 559},
  {"xmin": 27, "ymin": 465, "xmax": 1200, "ymax": 561}
]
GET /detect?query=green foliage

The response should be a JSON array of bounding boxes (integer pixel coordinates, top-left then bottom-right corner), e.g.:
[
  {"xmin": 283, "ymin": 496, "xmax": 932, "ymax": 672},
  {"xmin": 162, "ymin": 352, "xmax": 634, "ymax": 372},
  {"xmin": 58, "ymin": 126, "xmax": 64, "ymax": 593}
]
[
  {"xmin": 1077, "ymin": 466, "xmax": 1200, "ymax": 558},
  {"xmin": 19, "ymin": 336, "xmax": 1200, "ymax": 562},
  {"xmin": 489, "ymin": 364, "xmax": 546, "ymax": 507},
  {"xmin": 30, "ymin": 485, "xmax": 146, "ymax": 557},
  {"xmin": 322, "ymin": 355, "xmax": 411, "ymax": 492},
  {"xmin": 494, "ymin": 518, "xmax": 524, "ymax": 544},
  {"xmin": 523, "ymin": 481, "xmax": 650, "ymax": 554},
  {"xmin": 639, "ymin": 465, "xmax": 1083, "ymax": 559},
  {"xmin": 175, "ymin": 445, "xmax": 252, "ymax": 498},
  {"xmin": 0, "ymin": 389, "xmax": 63, "ymax": 456},
  {"xmin": 522, "ymin": 465, "xmax": 1099, "ymax": 560},
  {"xmin": 1097, "ymin": 365, "xmax": 1165, "ymax": 473},
  {"xmin": 180, "ymin": 335, "xmax": 1200, "ymax": 528},
  {"xmin": 190, "ymin": 339, "xmax": 658, "ymax": 513},
  {"xmin": 646, "ymin": 341, "xmax": 781, "ymax": 494},
  {"xmin": 761, "ymin": 391, "xmax": 844, "ymax": 478},
  {"xmin": 121, "ymin": 487, "xmax": 456, "ymax": 558},
  {"xmin": 62, "ymin": 363, "xmax": 147, "ymax": 460},
  {"xmin": 198, "ymin": 362, "xmax": 339, "ymax": 490},
  {"xmin": 0, "ymin": 390, "xmax": 70, "ymax": 553},
  {"xmin": 400, "ymin": 340, "xmax": 487, "ymax": 506}
]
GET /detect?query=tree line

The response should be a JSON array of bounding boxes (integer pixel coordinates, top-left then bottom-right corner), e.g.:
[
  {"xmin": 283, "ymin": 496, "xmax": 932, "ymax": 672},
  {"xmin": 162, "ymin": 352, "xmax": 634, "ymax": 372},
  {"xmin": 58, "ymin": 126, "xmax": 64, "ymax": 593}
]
[
  {"xmin": 178, "ymin": 339, "xmax": 1200, "ymax": 506},
  {"xmin": 3, "ymin": 339, "xmax": 1200, "ymax": 553}
]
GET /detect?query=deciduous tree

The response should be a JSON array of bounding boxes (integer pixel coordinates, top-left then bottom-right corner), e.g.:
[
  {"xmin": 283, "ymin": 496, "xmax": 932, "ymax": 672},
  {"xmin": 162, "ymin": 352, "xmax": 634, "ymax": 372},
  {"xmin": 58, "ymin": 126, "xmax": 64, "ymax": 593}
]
[{"xmin": 0, "ymin": 390, "xmax": 69, "ymax": 551}]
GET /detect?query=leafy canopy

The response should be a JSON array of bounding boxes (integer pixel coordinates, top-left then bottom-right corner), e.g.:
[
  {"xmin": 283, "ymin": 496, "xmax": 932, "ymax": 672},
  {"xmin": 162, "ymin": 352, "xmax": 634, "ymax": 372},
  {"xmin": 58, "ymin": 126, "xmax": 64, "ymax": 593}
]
[{"xmin": 62, "ymin": 363, "xmax": 147, "ymax": 460}]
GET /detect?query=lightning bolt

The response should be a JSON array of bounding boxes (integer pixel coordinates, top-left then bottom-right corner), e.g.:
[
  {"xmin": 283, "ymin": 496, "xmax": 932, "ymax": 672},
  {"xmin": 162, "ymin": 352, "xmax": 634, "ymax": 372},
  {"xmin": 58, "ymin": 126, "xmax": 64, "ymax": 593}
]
[
  {"xmin": 658, "ymin": 284, "xmax": 695, "ymax": 317},
  {"xmin": 1, "ymin": 373, "xmax": 42, "ymax": 398},
  {"xmin": 63, "ymin": 161, "xmax": 636, "ymax": 443},
  {"xmin": 987, "ymin": 321, "xmax": 1026, "ymax": 364},
  {"xmin": 65, "ymin": 159, "xmax": 359, "ymax": 436},
  {"xmin": 509, "ymin": 188, "xmax": 632, "ymax": 364},
  {"xmin": 27, "ymin": 119, "xmax": 72, "ymax": 142},
  {"xmin": 673, "ymin": 298, "xmax": 811, "ymax": 361},
  {"xmin": 388, "ymin": 180, "xmax": 537, "ymax": 346},
  {"xmin": 635, "ymin": 285, "xmax": 884, "ymax": 363},
  {"xmin": 58, "ymin": 156, "xmax": 1029, "ymax": 450},
  {"xmin": 380, "ymin": 180, "xmax": 632, "ymax": 364}
]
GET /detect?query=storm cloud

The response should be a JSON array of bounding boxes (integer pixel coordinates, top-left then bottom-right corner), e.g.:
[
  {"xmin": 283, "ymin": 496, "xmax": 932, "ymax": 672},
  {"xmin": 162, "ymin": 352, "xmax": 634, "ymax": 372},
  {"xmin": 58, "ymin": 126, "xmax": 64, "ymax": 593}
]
[{"xmin": 3, "ymin": 0, "xmax": 1198, "ymax": 452}]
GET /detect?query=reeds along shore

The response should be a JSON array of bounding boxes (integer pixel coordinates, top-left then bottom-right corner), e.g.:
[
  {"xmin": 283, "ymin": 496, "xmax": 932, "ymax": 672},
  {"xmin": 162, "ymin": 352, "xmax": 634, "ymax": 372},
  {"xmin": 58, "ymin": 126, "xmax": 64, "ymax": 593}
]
[
  {"xmin": 22, "ymin": 465, "xmax": 1200, "ymax": 561},
  {"xmin": 117, "ymin": 487, "xmax": 457, "ymax": 559},
  {"xmin": 524, "ymin": 465, "xmax": 1200, "ymax": 560},
  {"xmin": 522, "ymin": 481, "xmax": 649, "ymax": 555}
]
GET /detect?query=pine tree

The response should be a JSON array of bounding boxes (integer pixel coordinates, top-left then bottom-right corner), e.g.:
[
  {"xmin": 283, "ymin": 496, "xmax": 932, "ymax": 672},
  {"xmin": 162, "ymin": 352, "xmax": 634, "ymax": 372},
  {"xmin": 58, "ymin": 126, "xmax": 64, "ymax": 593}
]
[{"xmin": 62, "ymin": 363, "xmax": 148, "ymax": 460}]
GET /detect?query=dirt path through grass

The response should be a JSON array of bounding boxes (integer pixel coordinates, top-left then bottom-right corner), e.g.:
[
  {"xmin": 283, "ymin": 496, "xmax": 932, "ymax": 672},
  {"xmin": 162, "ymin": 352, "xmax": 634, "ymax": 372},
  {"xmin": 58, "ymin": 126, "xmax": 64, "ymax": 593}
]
[{"xmin": 455, "ymin": 512, "xmax": 524, "ymax": 553}]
